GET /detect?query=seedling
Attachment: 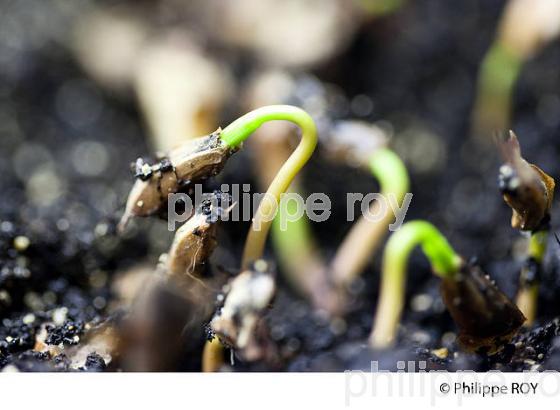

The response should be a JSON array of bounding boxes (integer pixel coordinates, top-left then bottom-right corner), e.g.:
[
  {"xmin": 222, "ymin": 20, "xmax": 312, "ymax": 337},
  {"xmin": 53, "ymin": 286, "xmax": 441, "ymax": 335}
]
[
  {"xmin": 243, "ymin": 72, "xmax": 341, "ymax": 313},
  {"xmin": 110, "ymin": 191, "xmax": 226, "ymax": 371},
  {"xmin": 200, "ymin": 105, "xmax": 317, "ymax": 370},
  {"xmin": 219, "ymin": 105, "xmax": 318, "ymax": 267},
  {"xmin": 250, "ymin": 125, "xmax": 331, "ymax": 311},
  {"xmin": 120, "ymin": 105, "xmax": 317, "ymax": 265},
  {"xmin": 497, "ymin": 131, "xmax": 555, "ymax": 323},
  {"xmin": 370, "ymin": 220, "xmax": 525, "ymax": 353},
  {"xmin": 245, "ymin": 69, "xmax": 410, "ymax": 316},
  {"xmin": 472, "ymin": 0, "xmax": 560, "ymax": 141},
  {"xmin": 328, "ymin": 121, "xmax": 410, "ymax": 290},
  {"xmin": 118, "ymin": 105, "xmax": 317, "ymax": 370},
  {"xmin": 498, "ymin": 132, "xmax": 554, "ymax": 231}
]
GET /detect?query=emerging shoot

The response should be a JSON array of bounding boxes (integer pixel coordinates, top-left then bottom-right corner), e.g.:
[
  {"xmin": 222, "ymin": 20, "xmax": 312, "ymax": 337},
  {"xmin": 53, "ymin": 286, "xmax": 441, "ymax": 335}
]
[
  {"xmin": 497, "ymin": 131, "xmax": 555, "ymax": 324},
  {"xmin": 328, "ymin": 121, "xmax": 410, "ymax": 290},
  {"xmin": 202, "ymin": 105, "xmax": 318, "ymax": 370},
  {"xmin": 249, "ymin": 123, "xmax": 331, "ymax": 312},
  {"xmin": 370, "ymin": 220, "xmax": 525, "ymax": 353},
  {"xmin": 244, "ymin": 71, "xmax": 411, "ymax": 315},
  {"xmin": 219, "ymin": 105, "xmax": 318, "ymax": 267},
  {"xmin": 472, "ymin": 0, "xmax": 560, "ymax": 142},
  {"xmin": 244, "ymin": 73, "xmax": 335, "ymax": 313}
]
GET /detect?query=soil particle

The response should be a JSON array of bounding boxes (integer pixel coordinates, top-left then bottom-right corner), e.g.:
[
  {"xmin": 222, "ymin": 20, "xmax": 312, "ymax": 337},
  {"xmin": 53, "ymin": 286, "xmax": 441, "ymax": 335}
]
[
  {"xmin": 45, "ymin": 320, "xmax": 85, "ymax": 346},
  {"xmin": 81, "ymin": 352, "xmax": 107, "ymax": 372}
]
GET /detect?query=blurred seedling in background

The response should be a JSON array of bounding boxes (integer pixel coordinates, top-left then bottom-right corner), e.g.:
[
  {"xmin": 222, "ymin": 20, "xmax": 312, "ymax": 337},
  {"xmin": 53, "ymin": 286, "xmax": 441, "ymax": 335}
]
[
  {"xmin": 471, "ymin": 0, "xmax": 560, "ymax": 143},
  {"xmin": 72, "ymin": 0, "xmax": 403, "ymax": 153},
  {"xmin": 73, "ymin": 7, "xmax": 233, "ymax": 152},
  {"xmin": 354, "ymin": 0, "xmax": 407, "ymax": 17},
  {"xmin": 245, "ymin": 71, "xmax": 409, "ymax": 316},
  {"xmin": 327, "ymin": 122, "xmax": 410, "ymax": 295},
  {"xmin": 497, "ymin": 131, "xmax": 555, "ymax": 324},
  {"xmin": 370, "ymin": 220, "xmax": 525, "ymax": 353}
]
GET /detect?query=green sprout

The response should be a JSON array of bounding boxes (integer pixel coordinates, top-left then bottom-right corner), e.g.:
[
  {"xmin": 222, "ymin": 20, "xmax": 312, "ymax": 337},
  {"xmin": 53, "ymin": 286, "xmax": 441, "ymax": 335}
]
[
  {"xmin": 220, "ymin": 105, "xmax": 318, "ymax": 268},
  {"xmin": 202, "ymin": 105, "xmax": 318, "ymax": 371},
  {"xmin": 370, "ymin": 220, "xmax": 526, "ymax": 351},
  {"xmin": 245, "ymin": 121, "xmax": 331, "ymax": 312},
  {"xmin": 255, "ymin": 120, "xmax": 410, "ymax": 315},
  {"xmin": 472, "ymin": 0, "xmax": 560, "ymax": 142},
  {"xmin": 270, "ymin": 193, "xmax": 333, "ymax": 309},
  {"xmin": 330, "ymin": 147, "xmax": 410, "ymax": 290},
  {"xmin": 472, "ymin": 43, "xmax": 522, "ymax": 140},
  {"xmin": 370, "ymin": 220, "xmax": 461, "ymax": 348}
]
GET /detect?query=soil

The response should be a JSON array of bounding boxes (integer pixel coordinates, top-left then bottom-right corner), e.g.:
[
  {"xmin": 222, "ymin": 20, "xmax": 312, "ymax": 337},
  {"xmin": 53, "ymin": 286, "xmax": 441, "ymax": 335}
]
[{"xmin": 2, "ymin": 0, "xmax": 560, "ymax": 372}]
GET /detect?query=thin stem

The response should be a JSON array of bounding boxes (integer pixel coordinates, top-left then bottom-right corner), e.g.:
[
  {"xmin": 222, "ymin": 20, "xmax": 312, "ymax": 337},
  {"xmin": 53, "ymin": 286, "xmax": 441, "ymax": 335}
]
[
  {"xmin": 369, "ymin": 220, "xmax": 462, "ymax": 349},
  {"xmin": 528, "ymin": 230, "xmax": 547, "ymax": 263},
  {"xmin": 202, "ymin": 337, "xmax": 224, "ymax": 372},
  {"xmin": 220, "ymin": 105, "xmax": 318, "ymax": 268},
  {"xmin": 203, "ymin": 106, "xmax": 317, "ymax": 371},
  {"xmin": 250, "ymin": 128, "xmax": 326, "ymax": 293},
  {"xmin": 331, "ymin": 148, "xmax": 410, "ymax": 288},
  {"xmin": 516, "ymin": 230, "xmax": 547, "ymax": 324},
  {"xmin": 271, "ymin": 190, "xmax": 321, "ymax": 278},
  {"xmin": 472, "ymin": 42, "xmax": 522, "ymax": 141}
]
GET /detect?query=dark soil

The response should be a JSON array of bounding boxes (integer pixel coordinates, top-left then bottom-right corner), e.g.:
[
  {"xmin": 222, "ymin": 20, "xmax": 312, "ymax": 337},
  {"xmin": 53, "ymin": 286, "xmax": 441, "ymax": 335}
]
[{"xmin": 2, "ymin": 0, "xmax": 560, "ymax": 372}]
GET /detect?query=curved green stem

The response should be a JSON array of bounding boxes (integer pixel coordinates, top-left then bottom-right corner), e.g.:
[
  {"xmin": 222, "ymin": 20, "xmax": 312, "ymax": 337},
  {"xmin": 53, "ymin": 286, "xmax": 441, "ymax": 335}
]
[
  {"xmin": 370, "ymin": 220, "xmax": 462, "ymax": 348},
  {"xmin": 331, "ymin": 147, "xmax": 410, "ymax": 287},
  {"xmin": 204, "ymin": 105, "xmax": 317, "ymax": 372},
  {"xmin": 220, "ymin": 105, "xmax": 318, "ymax": 268},
  {"xmin": 369, "ymin": 148, "xmax": 409, "ymax": 197}
]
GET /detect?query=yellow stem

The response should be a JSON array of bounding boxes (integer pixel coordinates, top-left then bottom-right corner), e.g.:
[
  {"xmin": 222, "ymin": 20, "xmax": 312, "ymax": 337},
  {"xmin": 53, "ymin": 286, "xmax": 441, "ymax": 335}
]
[
  {"xmin": 370, "ymin": 221, "xmax": 462, "ymax": 349},
  {"xmin": 220, "ymin": 105, "xmax": 318, "ymax": 269}
]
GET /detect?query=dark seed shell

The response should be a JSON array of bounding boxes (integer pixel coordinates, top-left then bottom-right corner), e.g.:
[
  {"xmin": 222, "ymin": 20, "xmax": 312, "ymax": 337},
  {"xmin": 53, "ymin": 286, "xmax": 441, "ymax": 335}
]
[{"xmin": 440, "ymin": 263, "xmax": 526, "ymax": 353}]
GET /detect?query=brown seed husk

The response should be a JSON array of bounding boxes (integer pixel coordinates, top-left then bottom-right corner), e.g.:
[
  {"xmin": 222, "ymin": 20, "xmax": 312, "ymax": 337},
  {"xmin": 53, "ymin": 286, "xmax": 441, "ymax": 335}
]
[
  {"xmin": 118, "ymin": 170, "xmax": 178, "ymax": 231},
  {"xmin": 118, "ymin": 131, "xmax": 234, "ymax": 231},
  {"xmin": 166, "ymin": 212, "xmax": 218, "ymax": 283},
  {"xmin": 440, "ymin": 263, "xmax": 526, "ymax": 353},
  {"xmin": 498, "ymin": 131, "xmax": 555, "ymax": 231},
  {"xmin": 169, "ymin": 131, "xmax": 235, "ymax": 181}
]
